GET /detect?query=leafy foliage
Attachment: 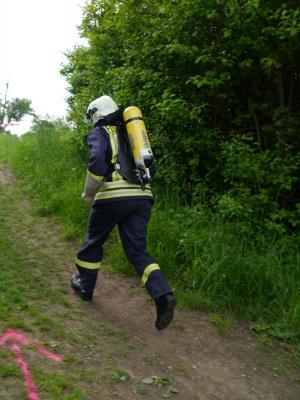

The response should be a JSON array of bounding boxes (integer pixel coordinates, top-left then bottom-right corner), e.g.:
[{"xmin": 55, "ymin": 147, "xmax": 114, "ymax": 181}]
[{"xmin": 61, "ymin": 0, "xmax": 300, "ymax": 234}]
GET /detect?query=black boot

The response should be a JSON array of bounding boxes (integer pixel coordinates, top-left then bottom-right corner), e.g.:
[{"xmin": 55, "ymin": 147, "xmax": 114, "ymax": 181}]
[
  {"xmin": 155, "ymin": 294, "xmax": 176, "ymax": 331},
  {"xmin": 70, "ymin": 275, "xmax": 93, "ymax": 302}
]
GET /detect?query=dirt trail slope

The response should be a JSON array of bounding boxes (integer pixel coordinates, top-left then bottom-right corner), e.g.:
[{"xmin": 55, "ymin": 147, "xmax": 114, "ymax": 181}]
[{"xmin": 0, "ymin": 163, "xmax": 299, "ymax": 400}]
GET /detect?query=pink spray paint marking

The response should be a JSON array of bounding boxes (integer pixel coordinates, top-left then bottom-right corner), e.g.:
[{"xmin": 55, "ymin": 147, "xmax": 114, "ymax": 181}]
[
  {"xmin": 10, "ymin": 343, "xmax": 40, "ymax": 400},
  {"xmin": 0, "ymin": 328, "xmax": 63, "ymax": 400}
]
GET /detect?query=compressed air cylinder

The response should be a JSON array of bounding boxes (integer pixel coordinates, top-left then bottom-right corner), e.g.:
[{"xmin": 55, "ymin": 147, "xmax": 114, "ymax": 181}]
[{"xmin": 123, "ymin": 106, "xmax": 153, "ymax": 169}]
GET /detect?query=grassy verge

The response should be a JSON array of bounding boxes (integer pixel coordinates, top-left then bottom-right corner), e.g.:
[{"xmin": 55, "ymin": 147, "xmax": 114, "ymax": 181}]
[
  {"xmin": 1, "ymin": 126, "xmax": 300, "ymax": 345},
  {"xmin": 0, "ymin": 125, "xmax": 88, "ymax": 240},
  {"xmin": 0, "ymin": 173, "xmax": 84, "ymax": 398},
  {"xmin": 0, "ymin": 164, "xmax": 187, "ymax": 399}
]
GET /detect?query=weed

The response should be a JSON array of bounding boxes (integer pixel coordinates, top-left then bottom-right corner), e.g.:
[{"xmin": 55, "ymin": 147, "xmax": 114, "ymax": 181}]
[
  {"xmin": 111, "ymin": 367, "xmax": 131, "ymax": 383},
  {"xmin": 153, "ymin": 376, "xmax": 171, "ymax": 387},
  {"xmin": 132, "ymin": 380, "xmax": 148, "ymax": 394},
  {"xmin": 120, "ymin": 344, "xmax": 139, "ymax": 358},
  {"xmin": 210, "ymin": 313, "xmax": 236, "ymax": 335},
  {"xmin": 167, "ymin": 363, "xmax": 187, "ymax": 374}
]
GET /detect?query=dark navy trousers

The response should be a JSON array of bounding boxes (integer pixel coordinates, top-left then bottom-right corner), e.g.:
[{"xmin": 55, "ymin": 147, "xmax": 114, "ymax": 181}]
[{"xmin": 76, "ymin": 199, "xmax": 172, "ymax": 300}]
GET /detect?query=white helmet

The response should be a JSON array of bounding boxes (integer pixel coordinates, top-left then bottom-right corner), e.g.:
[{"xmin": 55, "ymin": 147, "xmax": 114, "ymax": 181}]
[{"xmin": 85, "ymin": 95, "xmax": 118, "ymax": 124}]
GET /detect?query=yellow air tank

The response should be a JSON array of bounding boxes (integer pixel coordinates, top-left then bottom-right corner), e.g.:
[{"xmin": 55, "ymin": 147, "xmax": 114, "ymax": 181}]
[{"xmin": 123, "ymin": 106, "xmax": 153, "ymax": 171}]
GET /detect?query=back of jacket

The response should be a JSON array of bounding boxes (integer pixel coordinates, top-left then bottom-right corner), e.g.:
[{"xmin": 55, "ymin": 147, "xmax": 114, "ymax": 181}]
[{"xmin": 85, "ymin": 125, "xmax": 153, "ymax": 204}]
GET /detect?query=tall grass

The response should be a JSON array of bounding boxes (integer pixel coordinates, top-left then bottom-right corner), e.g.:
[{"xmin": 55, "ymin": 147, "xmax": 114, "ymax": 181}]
[
  {"xmin": 1, "ymin": 127, "xmax": 300, "ymax": 343},
  {"xmin": 108, "ymin": 196, "xmax": 300, "ymax": 343},
  {"xmin": 150, "ymin": 202, "xmax": 300, "ymax": 339},
  {"xmin": 0, "ymin": 125, "xmax": 88, "ymax": 239}
]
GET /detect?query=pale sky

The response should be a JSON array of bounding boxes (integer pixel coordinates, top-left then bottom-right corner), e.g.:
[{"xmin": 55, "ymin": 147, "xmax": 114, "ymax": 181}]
[{"xmin": 0, "ymin": 0, "xmax": 87, "ymax": 134}]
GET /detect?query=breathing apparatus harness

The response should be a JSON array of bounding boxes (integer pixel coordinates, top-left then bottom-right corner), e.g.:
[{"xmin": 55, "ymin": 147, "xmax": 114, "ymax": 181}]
[{"xmin": 95, "ymin": 107, "xmax": 154, "ymax": 190}]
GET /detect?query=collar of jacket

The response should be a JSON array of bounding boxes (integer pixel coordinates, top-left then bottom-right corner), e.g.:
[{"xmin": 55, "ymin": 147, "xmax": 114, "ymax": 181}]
[{"xmin": 94, "ymin": 108, "xmax": 124, "ymax": 127}]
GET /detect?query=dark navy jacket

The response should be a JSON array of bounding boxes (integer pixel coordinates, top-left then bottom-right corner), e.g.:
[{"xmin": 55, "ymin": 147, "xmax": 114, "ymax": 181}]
[{"xmin": 84, "ymin": 125, "xmax": 153, "ymax": 203}]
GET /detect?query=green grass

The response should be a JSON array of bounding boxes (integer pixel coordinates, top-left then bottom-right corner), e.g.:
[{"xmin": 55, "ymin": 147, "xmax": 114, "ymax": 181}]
[
  {"xmin": 0, "ymin": 125, "xmax": 88, "ymax": 240},
  {"xmin": 1, "ymin": 125, "xmax": 300, "ymax": 345},
  {"xmin": 108, "ymin": 199, "xmax": 300, "ymax": 343},
  {"xmin": 0, "ymin": 185, "xmax": 88, "ymax": 397},
  {"xmin": 0, "ymin": 150, "xmax": 152, "ymax": 398}
]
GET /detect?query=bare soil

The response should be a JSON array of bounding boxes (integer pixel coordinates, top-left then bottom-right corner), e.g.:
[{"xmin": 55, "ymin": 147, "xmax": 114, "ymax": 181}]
[{"xmin": 0, "ymin": 163, "xmax": 299, "ymax": 400}]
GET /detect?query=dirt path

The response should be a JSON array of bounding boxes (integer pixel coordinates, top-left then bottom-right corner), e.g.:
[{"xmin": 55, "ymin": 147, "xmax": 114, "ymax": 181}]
[{"xmin": 0, "ymin": 163, "xmax": 299, "ymax": 400}]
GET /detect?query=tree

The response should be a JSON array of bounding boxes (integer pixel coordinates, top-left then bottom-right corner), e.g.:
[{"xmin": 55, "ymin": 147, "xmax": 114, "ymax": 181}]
[
  {"xmin": 61, "ymin": 0, "xmax": 300, "ymax": 233},
  {"xmin": 0, "ymin": 84, "xmax": 34, "ymax": 131}
]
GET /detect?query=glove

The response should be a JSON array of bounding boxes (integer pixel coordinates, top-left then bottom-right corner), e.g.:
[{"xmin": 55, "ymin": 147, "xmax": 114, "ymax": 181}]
[
  {"xmin": 81, "ymin": 192, "xmax": 94, "ymax": 204},
  {"xmin": 135, "ymin": 169, "xmax": 151, "ymax": 184}
]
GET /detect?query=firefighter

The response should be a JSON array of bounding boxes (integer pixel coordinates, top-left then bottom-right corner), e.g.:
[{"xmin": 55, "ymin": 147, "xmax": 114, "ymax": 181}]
[{"xmin": 70, "ymin": 95, "xmax": 176, "ymax": 330}]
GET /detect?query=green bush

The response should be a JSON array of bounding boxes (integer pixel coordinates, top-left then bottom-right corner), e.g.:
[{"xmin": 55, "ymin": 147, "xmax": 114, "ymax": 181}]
[{"xmin": 61, "ymin": 0, "xmax": 300, "ymax": 234}]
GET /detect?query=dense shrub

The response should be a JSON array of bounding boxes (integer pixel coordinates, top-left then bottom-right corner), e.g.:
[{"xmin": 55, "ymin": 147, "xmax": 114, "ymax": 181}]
[{"xmin": 61, "ymin": 0, "xmax": 300, "ymax": 233}]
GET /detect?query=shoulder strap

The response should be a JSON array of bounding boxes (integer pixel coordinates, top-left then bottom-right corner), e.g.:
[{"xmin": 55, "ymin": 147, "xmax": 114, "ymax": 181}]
[{"xmin": 115, "ymin": 124, "xmax": 139, "ymax": 184}]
